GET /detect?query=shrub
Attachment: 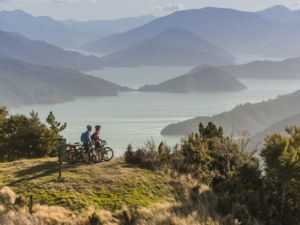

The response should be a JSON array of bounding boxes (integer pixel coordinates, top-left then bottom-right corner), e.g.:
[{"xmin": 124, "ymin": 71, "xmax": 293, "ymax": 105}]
[
  {"xmin": 89, "ymin": 212, "xmax": 103, "ymax": 225},
  {"xmin": 0, "ymin": 107, "xmax": 66, "ymax": 162},
  {"xmin": 124, "ymin": 140, "xmax": 171, "ymax": 170}
]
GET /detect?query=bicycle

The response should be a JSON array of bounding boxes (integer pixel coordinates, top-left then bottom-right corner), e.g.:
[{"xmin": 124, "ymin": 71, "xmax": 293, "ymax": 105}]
[
  {"xmin": 94, "ymin": 141, "xmax": 114, "ymax": 162},
  {"xmin": 66, "ymin": 141, "xmax": 114, "ymax": 163},
  {"xmin": 66, "ymin": 142, "xmax": 85, "ymax": 163}
]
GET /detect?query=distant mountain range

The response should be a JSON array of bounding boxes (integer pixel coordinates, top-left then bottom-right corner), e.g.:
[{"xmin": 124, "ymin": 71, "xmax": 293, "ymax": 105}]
[
  {"xmin": 82, "ymin": 6, "xmax": 300, "ymax": 58},
  {"xmin": 221, "ymin": 56, "xmax": 300, "ymax": 79},
  {"xmin": 138, "ymin": 66, "xmax": 246, "ymax": 93},
  {"xmin": 0, "ymin": 9, "xmax": 155, "ymax": 48},
  {"xmin": 100, "ymin": 28, "xmax": 235, "ymax": 66},
  {"xmin": 0, "ymin": 57, "xmax": 130, "ymax": 107},
  {"xmin": 0, "ymin": 30, "xmax": 107, "ymax": 70},
  {"xmin": 161, "ymin": 90, "xmax": 300, "ymax": 136},
  {"xmin": 256, "ymin": 5, "xmax": 300, "ymax": 22}
]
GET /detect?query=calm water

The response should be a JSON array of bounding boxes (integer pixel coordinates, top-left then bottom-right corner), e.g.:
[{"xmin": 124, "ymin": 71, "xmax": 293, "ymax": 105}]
[
  {"xmin": 86, "ymin": 66, "xmax": 192, "ymax": 89},
  {"xmin": 11, "ymin": 65, "xmax": 300, "ymax": 156}
]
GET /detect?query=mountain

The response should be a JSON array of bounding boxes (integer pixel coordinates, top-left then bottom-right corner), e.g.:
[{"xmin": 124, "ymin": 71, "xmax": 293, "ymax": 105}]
[
  {"xmin": 0, "ymin": 30, "xmax": 105, "ymax": 70},
  {"xmin": 82, "ymin": 7, "xmax": 278, "ymax": 54},
  {"xmin": 100, "ymin": 29, "xmax": 235, "ymax": 66},
  {"xmin": 61, "ymin": 15, "xmax": 156, "ymax": 43},
  {"xmin": 221, "ymin": 57, "xmax": 300, "ymax": 79},
  {"xmin": 82, "ymin": 7, "xmax": 300, "ymax": 58},
  {"xmin": 161, "ymin": 90, "xmax": 300, "ymax": 136},
  {"xmin": 251, "ymin": 112, "xmax": 300, "ymax": 146},
  {"xmin": 0, "ymin": 57, "xmax": 130, "ymax": 107},
  {"xmin": 257, "ymin": 5, "xmax": 300, "ymax": 22},
  {"xmin": 0, "ymin": 9, "xmax": 155, "ymax": 48},
  {"xmin": 139, "ymin": 66, "xmax": 246, "ymax": 93}
]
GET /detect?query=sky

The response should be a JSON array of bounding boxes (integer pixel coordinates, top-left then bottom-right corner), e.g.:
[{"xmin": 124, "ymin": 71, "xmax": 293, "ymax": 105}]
[{"xmin": 0, "ymin": 0, "xmax": 300, "ymax": 20}]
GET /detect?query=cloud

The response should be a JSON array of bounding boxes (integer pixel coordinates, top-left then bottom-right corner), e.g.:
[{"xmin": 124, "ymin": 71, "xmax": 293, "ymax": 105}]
[
  {"xmin": 0, "ymin": 0, "xmax": 99, "ymax": 2},
  {"xmin": 0, "ymin": 5, "xmax": 15, "ymax": 10},
  {"xmin": 157, "ymin": 3, "xmax": 184, "ymax": 12},
  {"xmin": 288, "ymin": 1, "xmax": 300, "ymax": 9}
]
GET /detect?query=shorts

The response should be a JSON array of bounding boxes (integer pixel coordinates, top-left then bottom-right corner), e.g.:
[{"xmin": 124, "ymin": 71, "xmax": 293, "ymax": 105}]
[
  {"xmin": 83, "ymin": 143, "xmax": 90, "ymax": 153},
  {"xmin": 95, "ymin": 142, "xmax": 100, "ymax": 149}
]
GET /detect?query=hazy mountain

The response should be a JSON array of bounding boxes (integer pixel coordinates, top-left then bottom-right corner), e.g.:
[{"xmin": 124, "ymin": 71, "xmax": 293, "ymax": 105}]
[
  {"xmin": 100, "ymin": 29, "xmax": 235, "ymax": 66},
  {"xmin": 0, "ymin": 30, "xmax": 105, "ymax": 70},
  {"xmin": 251, "ymin": 112, "xmax": 300, "ymax": 146},
  {"xmin": 221, "ymin": 57, "xmax": 300, "ymax": 79},
  {"xmin": 0, "ymin": 10, "xmax": 155, "ymax": 48},
  {"xmin": 161, "ymin": 90, "xmax": 300, "ymax": 136},
  {"xmin": 139, "ymin": 66, "xmax": 246, "ymax": 93},
  {"xmin": 0, "ymin": 57, "xmax": 130, "ymax": 107},
  {"xmin": 82, "ymin": 7, "xmax": 300, "ymax": 58},
  {"xmin": 82, "ymin": 7, "xmax": 278, "ymax": 54},
  {"xmin": 61, "ymin": 15, "xmax": 155, "ymax": 42},
  {"xmin": 256, "ymin": 5, "xmax": 300, "ymax": 22}
]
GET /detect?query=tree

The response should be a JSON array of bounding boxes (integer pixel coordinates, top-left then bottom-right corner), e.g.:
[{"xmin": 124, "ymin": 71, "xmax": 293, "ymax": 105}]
[
  {"xmin": 199, "ymin": 122, "xmax": 223, "ymax": 140},
  {"xmin": 46, "ymin": 111, "xmax": 67, "ymax": 135},
  {"xmin": 0, "ymin": 110, "xmax": 66, "ymax": 162},
  {"xmin": 261, "ymin": 126, "xmax": 300, "ymax": 225}
]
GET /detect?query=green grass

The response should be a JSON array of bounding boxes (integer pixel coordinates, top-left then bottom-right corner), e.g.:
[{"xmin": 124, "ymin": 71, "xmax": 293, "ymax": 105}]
[{"xmin": 0, "ymin": 158, "xmax": 177, "ymax": 211}]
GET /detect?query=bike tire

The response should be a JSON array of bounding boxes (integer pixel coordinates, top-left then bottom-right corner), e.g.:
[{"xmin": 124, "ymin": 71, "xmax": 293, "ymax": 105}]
[
  {"xmin": 101, "ymin": 147, "xmax": 114, "ymax": 161},
  {"xmin": 66, "ymin": 146, "xmax": 78, "ymax": 164}
]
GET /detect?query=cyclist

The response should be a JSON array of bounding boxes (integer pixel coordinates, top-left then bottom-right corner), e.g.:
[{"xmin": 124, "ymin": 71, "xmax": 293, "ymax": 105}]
[
  {"xmin": 82, "ymin": 125, "xmax": 93, "ymax": 163},
  {"xmin": 92, "ymin": 125, "xmax": 106, "ymax": 147},
  {"xmin": 92, "ymin": 125, "xmax": 105, "ymax": 161}
]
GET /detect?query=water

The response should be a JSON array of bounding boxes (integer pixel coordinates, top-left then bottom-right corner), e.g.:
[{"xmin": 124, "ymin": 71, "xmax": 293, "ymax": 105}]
[
  {"xmin": 86, "ymin": 66, "xmax": 192, "ymax": 89},
  {"xmin": 11, "ymin": 65, "xmax": 300, "ymax": 157},
  {"xmin": 233, "ymin": 53, "xmax": 285, "ymax": 64}
]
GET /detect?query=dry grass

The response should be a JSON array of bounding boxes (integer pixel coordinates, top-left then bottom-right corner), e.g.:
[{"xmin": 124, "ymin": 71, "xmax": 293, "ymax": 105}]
[
  {"xmin": 0, "ymin": 186, "xmax": 222, "ymax": 225},
  {"xmin": 0, "ymin": 158, "xmax": 224, "ymax": 225}
]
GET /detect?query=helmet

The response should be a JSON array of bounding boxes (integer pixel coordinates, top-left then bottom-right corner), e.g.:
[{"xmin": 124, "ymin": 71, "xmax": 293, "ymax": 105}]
[
  {"xmin": 87, "ymin": 125, "xmax": 92, "ymax": 129},
  {"xmin": 95, "ymin": 125, "xmax": 101, "ymax": 129}
]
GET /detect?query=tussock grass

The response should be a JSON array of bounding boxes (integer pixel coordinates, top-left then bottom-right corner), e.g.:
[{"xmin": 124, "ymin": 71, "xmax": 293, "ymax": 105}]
[{"xmin": 0, "ymin": 185, "xmax": 222, "ymax": 225}]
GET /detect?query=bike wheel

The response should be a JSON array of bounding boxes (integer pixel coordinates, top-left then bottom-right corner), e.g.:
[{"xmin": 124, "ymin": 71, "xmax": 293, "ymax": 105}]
[
  {"xmin": 101, "ymin": 147, "xmax": 114, "ymax": 161},
  {"xmin": 66, "ymin": 146, "xmax": 78, "ymax": 163}
]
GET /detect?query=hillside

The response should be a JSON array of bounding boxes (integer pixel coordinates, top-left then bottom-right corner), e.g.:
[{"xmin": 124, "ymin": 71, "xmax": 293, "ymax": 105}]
[
  {"xmin": 251, "ymin": 112, "xmax": 300, "ymax": 145},
  {"xmin": 0, "ymin": 158, "xmax": 176, "ymax": 211},
  {"xmin": 0, "ymin": 57, "xmax": 130, "ymax": 107},
  {"xmin": 100, "ymin": 28, "xmax": 235, "ymax": 66},
  {"xmin": 161, "ymin": 90, "xmax": 300, "ymax": 136},
  {"xmin": 82, "ymin": 7, "xmax": 300, "ymax": 57},
  {"xmin": 220, "ymin": 56, "xmax": 300, "ymax": 79},
  {"xmin": 0, "ymin": 10, "xmax": 155, "ymax": 48},
  {"xmin": 139, "ymin": 66, "xmax": 246, "ymax": 93},
  {"xmin": 0, "ymin": 30, "xmax": 106, "ymax": 70}
]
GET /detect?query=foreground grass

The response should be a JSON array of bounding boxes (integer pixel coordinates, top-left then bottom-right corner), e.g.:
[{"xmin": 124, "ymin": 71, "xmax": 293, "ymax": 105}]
[{"xmin": 0, "ymin": 158, "xmax": 176, "ymax": 211}]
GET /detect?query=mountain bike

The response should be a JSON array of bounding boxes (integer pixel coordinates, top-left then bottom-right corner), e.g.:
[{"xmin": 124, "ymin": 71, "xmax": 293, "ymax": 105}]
[
  {"xmin": 66, "ymin": 141, "xmax": 114, "ymax": 163},
  {"xmin": 95, "ymin": 141, "xmax": 114, "ymax": 162},
  {"xmin": 66, "ymin": 142, "xmax": 86, "ymax": 163}
]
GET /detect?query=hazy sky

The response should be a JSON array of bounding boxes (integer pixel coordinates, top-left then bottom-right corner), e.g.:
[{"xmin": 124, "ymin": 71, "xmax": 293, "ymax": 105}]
[{"xmin": 0, "ymin": 0, "xmax": 300, "ymax": 20}]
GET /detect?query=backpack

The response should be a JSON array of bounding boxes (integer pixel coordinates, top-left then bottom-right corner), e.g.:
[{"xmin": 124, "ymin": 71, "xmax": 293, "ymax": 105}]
[
  {"xmin": 91, "ymin": 132, "xmax": 96, "ymax": 141},
  {"xmin": 80, "ymin": 132, "xmax": 86, "ymax": 142}
]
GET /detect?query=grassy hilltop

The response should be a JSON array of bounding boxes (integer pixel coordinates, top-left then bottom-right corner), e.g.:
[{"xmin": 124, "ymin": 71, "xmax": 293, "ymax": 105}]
[{"xmin": 0, "ymin": 158, "xmax": 176, "ymax": 211}]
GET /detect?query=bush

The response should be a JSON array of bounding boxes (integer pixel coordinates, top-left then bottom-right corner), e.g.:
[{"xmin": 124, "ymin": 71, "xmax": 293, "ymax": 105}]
[
  {"xmin": 89, "ymin": 212, "xmax": 103, "ymax": 225},
  {"xmin": 0, "ymin": 107, "xmax": 66, "ymax": 162},
  {"xmin": 124, "ymin": 140, "xmax": 171, "ymax": 170},
  {"xmin": 123, "ymin": 122, "xmax": 300, "ymax": 225}
]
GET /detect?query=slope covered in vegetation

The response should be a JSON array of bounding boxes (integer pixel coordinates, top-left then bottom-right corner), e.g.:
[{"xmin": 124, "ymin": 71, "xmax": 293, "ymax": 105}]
[{"xmin": 1, "ymin": 108, "xmax": 299, "ymax": 225}]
